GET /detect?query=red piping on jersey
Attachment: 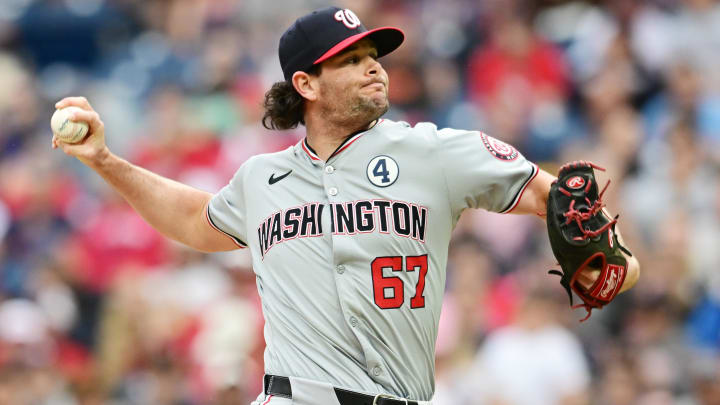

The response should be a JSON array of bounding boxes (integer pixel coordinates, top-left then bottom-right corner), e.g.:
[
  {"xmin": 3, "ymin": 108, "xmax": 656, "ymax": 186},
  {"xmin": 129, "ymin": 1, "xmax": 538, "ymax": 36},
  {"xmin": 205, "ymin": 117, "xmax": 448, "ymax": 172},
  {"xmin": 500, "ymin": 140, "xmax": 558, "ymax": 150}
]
[
  {"xmin": 301, "ymin": 119, "xmax": 383, "ymax": 161},
  {"xmin": 261, "ymin": 395, "xmax": 273, "ymax": 405},
  {"xmin": 301, "ymin": 141, "xmax": 321, "ymax": 161},
  {"xmin": 333, "ymin": 131, "xmax": 367, "ymax": 156},
  {"xmin": 504, "ymin": 163, "xmax": 539, "ymax": 214},
  {"xmin": 205, "ymin": 204, "xmax": 247, "ymax": 248}
]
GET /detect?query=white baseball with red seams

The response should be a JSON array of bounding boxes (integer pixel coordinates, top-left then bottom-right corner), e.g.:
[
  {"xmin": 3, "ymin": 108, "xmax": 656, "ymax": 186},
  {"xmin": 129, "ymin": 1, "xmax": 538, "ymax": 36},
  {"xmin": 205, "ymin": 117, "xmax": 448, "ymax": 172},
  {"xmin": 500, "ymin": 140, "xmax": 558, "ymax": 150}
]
[
  {"xmin": 208, "ymin": 119, "xmax": 537, "ymax": 403},
  {"xmin": 50, "ymin": 106, "xmax": 89, "ymax": 144}
]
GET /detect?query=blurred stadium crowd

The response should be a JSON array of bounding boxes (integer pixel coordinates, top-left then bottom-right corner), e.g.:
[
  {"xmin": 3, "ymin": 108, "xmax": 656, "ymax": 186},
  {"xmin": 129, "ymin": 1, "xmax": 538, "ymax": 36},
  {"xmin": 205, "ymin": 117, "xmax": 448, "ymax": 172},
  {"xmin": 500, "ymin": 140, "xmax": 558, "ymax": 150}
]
[{"xmin": 0, "ymin": 0, "xmax": 719, "ymax": 404}]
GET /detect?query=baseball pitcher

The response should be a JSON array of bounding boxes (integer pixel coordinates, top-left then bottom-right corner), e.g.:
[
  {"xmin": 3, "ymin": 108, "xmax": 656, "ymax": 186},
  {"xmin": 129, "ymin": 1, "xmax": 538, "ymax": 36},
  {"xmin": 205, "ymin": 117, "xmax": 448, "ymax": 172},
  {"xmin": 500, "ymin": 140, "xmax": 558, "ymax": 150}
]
[{"xmin": 52, "ymin": 7, "xmax": 639, "ymax": 405}]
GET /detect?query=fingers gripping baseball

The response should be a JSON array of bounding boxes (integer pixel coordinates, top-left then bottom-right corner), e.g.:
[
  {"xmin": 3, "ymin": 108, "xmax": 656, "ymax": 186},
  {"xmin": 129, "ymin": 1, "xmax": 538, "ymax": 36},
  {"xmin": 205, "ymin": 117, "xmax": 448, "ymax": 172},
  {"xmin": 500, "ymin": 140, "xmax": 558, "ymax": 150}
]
[
  {"xmin": 57, "ymin": 96, "xmax": 92, "ymax": 110},
  {"xmin": 52, "ymin": 97, "xmax": 108, "ymax": 166}
]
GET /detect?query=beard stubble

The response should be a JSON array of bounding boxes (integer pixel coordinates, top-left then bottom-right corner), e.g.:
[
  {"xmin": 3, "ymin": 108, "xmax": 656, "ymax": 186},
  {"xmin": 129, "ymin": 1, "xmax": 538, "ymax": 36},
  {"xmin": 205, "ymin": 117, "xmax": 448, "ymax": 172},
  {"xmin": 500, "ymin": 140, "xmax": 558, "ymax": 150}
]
[{"xmin": 319, "ymin": 82, "xmax": 389, "ymax": 129}]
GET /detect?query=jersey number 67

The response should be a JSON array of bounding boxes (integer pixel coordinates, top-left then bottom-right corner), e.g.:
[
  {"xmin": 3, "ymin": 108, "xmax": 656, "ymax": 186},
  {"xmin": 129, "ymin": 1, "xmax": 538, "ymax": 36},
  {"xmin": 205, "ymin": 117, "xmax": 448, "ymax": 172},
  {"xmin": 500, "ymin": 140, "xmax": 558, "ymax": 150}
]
[{"xmin": 371, "ymin": 255, "xmax": 428, "ymax": 309}]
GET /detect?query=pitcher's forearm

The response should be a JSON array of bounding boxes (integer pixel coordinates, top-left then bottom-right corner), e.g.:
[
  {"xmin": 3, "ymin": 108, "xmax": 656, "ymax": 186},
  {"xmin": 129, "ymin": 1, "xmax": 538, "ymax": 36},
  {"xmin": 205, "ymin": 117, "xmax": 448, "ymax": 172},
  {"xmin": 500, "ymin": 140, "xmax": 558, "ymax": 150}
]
[
  {"xmin": 87, "ymin": 149, "xmax": 230, "ymax": 251},
  {"xmin": 52, "ymin": 97, "xmax": 238, "ymax": 252}
]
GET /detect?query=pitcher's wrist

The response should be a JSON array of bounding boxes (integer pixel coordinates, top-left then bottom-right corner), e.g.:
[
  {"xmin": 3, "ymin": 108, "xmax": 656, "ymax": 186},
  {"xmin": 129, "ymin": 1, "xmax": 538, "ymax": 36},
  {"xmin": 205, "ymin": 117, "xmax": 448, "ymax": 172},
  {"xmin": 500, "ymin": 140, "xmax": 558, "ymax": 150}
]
[{"xmin": 84, "ymin": 146, "xmax": 112, "ymax": 169}]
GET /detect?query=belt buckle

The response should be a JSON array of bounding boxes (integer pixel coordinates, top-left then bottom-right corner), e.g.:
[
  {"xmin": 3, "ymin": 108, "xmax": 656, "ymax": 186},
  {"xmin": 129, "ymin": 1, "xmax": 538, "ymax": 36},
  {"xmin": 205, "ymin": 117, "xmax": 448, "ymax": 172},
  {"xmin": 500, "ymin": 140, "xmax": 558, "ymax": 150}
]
[{"xmin": 372, "ymin": 393, "xmax": 408, "ymax": 405}]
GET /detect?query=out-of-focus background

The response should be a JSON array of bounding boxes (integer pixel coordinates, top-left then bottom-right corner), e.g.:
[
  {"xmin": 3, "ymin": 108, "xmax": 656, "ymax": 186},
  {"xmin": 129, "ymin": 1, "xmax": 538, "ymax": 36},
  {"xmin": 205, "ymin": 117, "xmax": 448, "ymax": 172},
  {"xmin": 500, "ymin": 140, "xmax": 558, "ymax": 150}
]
[{"xmin": 0, "ymin": 0, "xmax": 719, "ymax": 404}]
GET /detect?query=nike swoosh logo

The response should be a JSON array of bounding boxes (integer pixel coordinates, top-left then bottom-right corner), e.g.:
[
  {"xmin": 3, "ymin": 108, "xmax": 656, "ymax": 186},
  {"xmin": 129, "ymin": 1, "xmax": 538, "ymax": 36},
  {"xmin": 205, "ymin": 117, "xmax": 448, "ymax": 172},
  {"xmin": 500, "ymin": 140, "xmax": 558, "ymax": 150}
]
[{"xmin": 269, "ymin": 170, "xmax": 293, "ymax": 185}]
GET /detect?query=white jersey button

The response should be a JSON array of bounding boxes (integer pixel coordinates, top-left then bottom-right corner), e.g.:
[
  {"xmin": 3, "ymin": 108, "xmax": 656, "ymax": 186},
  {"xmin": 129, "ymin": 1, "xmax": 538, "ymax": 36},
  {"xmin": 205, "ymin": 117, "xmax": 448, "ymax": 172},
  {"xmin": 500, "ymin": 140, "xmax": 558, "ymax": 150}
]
[
  {"xmin": 349, "ymin": 316, "xmax": 358, "ymax": 327},
  {"xmin": 325, "ymin": 165, "xmax": 335, "ymax": 174},
  {"xmin": 372, "ymin": 366, "xmax": 382, "ymax": 376},
  {"xmin": 328, "ymin": 187, "xmax": 338, "ymax": 196},
  {"xmin": 336, "ymin": 265, "xmax": 345, "ymax": 274}
]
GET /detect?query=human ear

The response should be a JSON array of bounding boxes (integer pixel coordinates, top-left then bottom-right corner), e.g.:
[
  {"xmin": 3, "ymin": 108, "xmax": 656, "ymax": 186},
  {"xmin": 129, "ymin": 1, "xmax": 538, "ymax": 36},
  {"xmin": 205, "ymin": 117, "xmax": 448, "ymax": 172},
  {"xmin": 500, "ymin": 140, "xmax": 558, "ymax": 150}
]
[{"xmin": 292, "ymin": 71, "xmax": 319, "ymax": 101}]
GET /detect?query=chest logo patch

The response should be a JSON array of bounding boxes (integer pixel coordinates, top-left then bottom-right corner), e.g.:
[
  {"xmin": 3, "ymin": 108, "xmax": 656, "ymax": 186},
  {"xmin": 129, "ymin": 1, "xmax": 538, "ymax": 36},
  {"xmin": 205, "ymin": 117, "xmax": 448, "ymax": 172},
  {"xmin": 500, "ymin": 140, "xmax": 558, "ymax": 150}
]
[
  {"xmin": 269, "ymin": 170, "xmax": 293, "ymax": 185},
  {"xmin": 367, "ymin": 155, "xmax": 399, "ymax": 187},
  {"xmin": 480, "ymin": 133, "xmax": 519, "ymax": 161}
]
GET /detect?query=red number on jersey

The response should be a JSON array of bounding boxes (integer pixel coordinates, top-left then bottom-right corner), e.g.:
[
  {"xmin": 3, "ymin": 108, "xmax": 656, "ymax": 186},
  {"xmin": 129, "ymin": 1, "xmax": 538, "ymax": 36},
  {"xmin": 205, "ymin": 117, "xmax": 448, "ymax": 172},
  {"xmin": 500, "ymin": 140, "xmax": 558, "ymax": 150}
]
[
  {"xmin": 371, "ymin": 257, "xmax": 404, "ymax": 309},
  {"xmin": 406, "ymin": 255, "xmax": 428, "ymax": 308},
  {"xmin": 371, "ymin": 255, "xmax": 429, "ymax": 310}
]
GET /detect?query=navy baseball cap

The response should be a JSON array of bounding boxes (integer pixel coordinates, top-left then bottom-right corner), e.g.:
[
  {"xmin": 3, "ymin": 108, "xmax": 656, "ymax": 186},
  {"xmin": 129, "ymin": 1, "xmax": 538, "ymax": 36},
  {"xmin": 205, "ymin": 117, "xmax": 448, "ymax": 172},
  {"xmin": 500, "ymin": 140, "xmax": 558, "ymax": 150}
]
[{"xmin": 279, "ymin": 7, "xmax": 404, "ymax": 81}]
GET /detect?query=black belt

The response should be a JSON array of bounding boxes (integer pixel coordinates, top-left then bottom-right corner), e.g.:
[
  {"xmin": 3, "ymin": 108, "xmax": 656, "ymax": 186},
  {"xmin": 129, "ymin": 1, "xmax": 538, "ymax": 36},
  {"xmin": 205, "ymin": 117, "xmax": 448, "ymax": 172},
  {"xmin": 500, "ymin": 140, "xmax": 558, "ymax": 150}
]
[{"xmin": 264, "ymin": 375, "xmax": 419, "ymax": 405}]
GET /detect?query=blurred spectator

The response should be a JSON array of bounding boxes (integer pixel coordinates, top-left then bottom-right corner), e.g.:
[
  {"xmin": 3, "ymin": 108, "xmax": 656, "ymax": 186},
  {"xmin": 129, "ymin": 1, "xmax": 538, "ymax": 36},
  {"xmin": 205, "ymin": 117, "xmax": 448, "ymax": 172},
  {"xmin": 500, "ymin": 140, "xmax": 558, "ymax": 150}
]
[
  {"xmin": 463, "ymin": 286, "xmax": 590, "ymax": 405},
  {"xmin": 467, "ymin": 11, "xmax": 571, "ymax": 160},
  {"xmin": 643, "ymin": 62, "xmax": 701, "ymax": 142}
]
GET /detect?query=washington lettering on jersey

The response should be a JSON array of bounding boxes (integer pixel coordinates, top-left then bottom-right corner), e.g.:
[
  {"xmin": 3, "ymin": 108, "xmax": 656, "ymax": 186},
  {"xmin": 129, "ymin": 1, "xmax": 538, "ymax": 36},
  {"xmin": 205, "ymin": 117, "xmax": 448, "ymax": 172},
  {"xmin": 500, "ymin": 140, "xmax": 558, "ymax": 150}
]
[
  {"xmin": 207, "ymin": 119, "xmax": 538, "ymax": 398},
  {"xmin": 257, "ymin": 199, "xmax": 428, "ymax": 258}
]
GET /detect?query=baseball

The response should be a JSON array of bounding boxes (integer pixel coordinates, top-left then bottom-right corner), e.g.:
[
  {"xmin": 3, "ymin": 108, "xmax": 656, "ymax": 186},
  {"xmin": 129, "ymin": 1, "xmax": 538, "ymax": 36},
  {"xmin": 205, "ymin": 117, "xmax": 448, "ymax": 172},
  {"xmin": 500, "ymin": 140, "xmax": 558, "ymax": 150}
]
[{"xmin": 51, "ymin": 106, "xmax": 89, "ymax": 144}]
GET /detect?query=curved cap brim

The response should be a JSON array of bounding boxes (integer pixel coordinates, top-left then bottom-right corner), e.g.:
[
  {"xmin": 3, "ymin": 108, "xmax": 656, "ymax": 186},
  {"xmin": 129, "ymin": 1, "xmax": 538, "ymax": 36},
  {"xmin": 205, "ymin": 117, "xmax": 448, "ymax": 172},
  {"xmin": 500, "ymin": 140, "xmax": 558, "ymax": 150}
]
[{"xmin": 313, "ymin": 27, "xmax": 405, "ymax": 65}]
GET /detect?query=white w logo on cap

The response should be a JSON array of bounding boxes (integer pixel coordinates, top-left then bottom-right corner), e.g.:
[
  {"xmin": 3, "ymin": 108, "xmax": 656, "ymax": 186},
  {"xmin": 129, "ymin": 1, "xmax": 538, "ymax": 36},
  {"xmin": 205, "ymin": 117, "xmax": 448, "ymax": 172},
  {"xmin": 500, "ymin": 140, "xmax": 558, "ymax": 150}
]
[{"xmin": 334, "ymin": 9, "xmax": 361, "ymax": 29}]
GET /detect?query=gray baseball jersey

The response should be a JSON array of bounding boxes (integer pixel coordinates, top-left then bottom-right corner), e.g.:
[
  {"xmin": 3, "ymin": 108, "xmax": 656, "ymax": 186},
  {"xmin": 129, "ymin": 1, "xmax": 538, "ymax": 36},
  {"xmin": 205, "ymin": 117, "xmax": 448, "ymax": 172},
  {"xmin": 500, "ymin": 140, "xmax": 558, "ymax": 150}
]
[{"xmin": 207, "ymin": 119, "xmax": 537, "ymax": 401}]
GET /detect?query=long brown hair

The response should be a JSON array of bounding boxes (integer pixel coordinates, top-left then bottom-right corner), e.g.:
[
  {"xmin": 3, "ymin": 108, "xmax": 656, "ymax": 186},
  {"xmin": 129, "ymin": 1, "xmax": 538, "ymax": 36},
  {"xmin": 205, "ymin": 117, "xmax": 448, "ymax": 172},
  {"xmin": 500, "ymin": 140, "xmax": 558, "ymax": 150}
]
[{"xmin": 261, "ymin": 66, "xmax": 320, "ymax": 130}]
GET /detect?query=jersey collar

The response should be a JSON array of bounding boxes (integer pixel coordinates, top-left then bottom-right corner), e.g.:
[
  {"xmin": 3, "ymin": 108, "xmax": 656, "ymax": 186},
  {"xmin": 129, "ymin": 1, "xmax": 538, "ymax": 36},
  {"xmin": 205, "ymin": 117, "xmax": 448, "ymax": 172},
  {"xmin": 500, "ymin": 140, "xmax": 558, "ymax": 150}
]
[{"xmin": 300, "ymin": 119, "xmax": 383, "ymax": 163}]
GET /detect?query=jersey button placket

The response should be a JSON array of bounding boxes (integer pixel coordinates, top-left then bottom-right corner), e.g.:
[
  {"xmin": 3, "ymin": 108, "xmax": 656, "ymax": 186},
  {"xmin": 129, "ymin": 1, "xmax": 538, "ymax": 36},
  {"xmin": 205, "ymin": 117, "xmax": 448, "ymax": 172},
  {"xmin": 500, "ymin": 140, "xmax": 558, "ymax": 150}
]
[
  {"xmin": 323, "ymin": 162, "xmax": 337, "ymax": 196},
  {"xmin": 349, "ymin": 316, "xmax": 358, "ymax": 327},
  {"xmin": 372, "ymin": 366, "xmax": 382, "ymax": 376},
  {"xmin": 336, "ymin": 265, "xmax": 345, "ymax": 274}
]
